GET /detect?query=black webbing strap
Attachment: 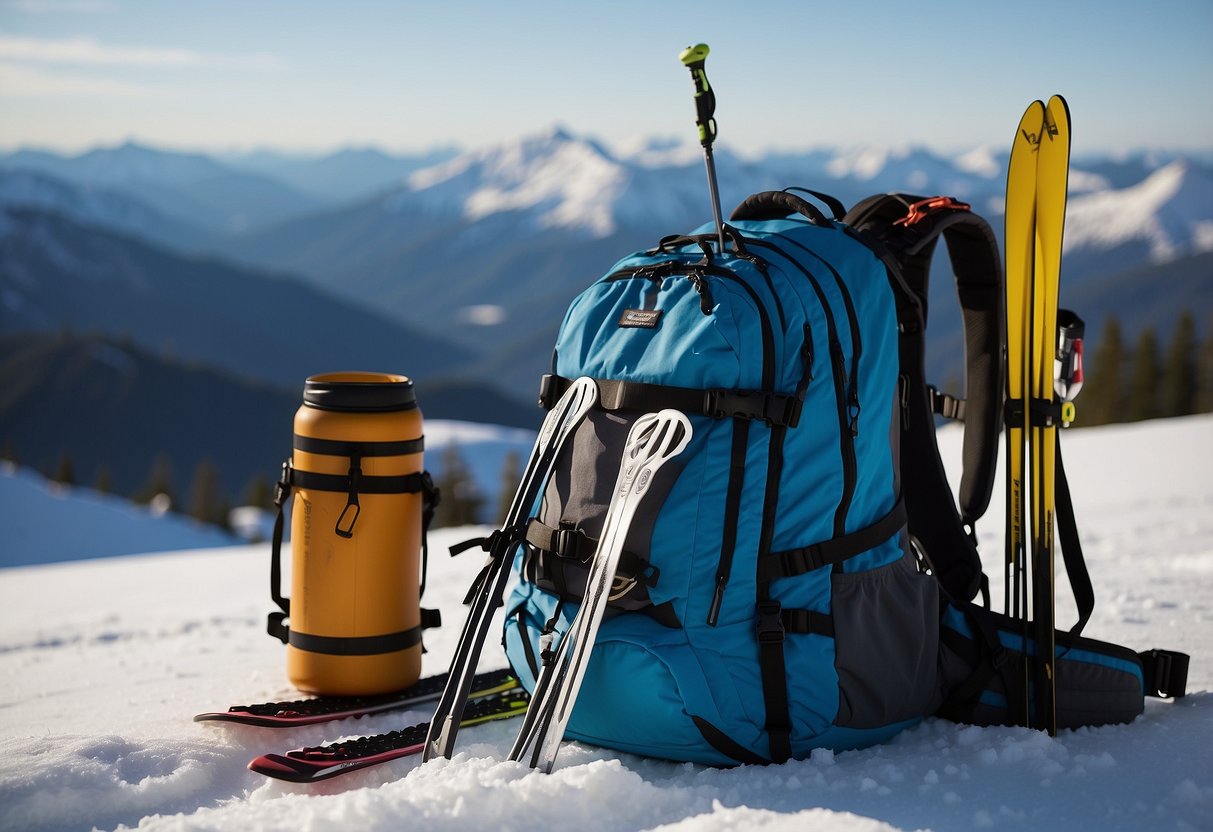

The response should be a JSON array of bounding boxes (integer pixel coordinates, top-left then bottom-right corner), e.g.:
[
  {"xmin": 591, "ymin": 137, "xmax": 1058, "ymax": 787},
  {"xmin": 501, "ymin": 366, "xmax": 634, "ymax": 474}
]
[
  {"xmin": 525, "ymin": 520, "xmax": 593, "ymax": 562},
  {"xmin": 781, "ymin": 608, "xmax": 834, "ymax": 637},
  {"xmin": 936, "ymin": 605, "xmax": 1027, "ymax": 725},
  {"xmin": 294, "ymin": 434, "xmax": 424, "ymax": 457},
  {"xmin": 929, "ymin": 386, "xmax": 967, "ymax": 422},
  {"xmin": 691, "ymin": 716, "xmax": 772, "ymax": 766},
  {"xmin": 1055, "ymin": 443, "xmax": 1094, "ymax": 634},
  {"xmin": 539, "ymin": 374, "xmax": 802, "ymax": 428},
  {"xmin": 756, "ymin": 498, "xmax": 907, "ymax": 582},
  {"xmin": 267, "ymin": 461, "xmax": 294, "ymax": 642},
  {"xmin": 267, "ymin": 458, "xmax": 441, "ymax": 646},
  {"xmin": 523, "ymin": 519, "xmax": 659, "ymax": 587},
  {"xmin": 288, "ymin": 625, "xmax": 424, "ymax": 656},
  {"xmin": 756, "ymin": 599, "xmax": 792, "ymax": 763},
  {"xmin": 1139, "ymin": 649, "xmax": 1190, "ymax": 699},
  {"xmin": 286, "ymin": 468, "xmax": 428, "ymax": 496}
]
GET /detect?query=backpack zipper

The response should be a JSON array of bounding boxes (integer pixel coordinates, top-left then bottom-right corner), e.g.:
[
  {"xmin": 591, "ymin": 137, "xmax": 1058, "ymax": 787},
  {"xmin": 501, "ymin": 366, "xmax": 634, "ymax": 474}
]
[
  {"xmin": 742, "ymin": 237, "xmax": 857, "ymax": 537},
  {"xmin": 607, "ymin": 257, "xmax": 782, "ymax": 626},
  {"xmin": 770, "ymin": 232, "xmax": 863, "ymax": 439},
  {"xmin": 606, "ymin": 262, "xmax": 775, "ymax": 390}
]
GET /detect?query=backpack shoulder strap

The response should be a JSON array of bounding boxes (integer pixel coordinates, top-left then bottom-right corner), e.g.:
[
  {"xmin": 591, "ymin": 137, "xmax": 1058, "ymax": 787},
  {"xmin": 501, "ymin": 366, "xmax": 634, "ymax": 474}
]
[{"xmin": 845, "ymin": 193, "xmax": 1005, "ymax": 602}]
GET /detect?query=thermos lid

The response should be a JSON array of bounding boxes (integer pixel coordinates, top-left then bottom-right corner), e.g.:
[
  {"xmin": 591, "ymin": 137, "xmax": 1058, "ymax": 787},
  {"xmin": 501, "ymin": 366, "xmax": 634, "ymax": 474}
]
[{"xmin": 303, "ymin": 372, "xmax": 417, "ymax": 412}]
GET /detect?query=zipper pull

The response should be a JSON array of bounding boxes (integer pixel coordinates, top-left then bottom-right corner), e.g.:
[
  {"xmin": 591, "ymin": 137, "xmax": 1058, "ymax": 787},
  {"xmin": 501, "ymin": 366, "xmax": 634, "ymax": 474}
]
[
  {"xmin": 800, "ymin": 325, "xmax": 815, "ymax": 380},
  {"xmin": 898, "ymin": 374, "xmax": 911, "ymax": 430},
  {"xmin": 707, "ymin": 575, "xmax": 727, "ymax": 626},
  {"xmin": 689, "ymin": 272, "xmax": 714, "ymax": 315},
  {"xmin": 848, "ymin": 386, "xmax": 861, "ymax": 437}
]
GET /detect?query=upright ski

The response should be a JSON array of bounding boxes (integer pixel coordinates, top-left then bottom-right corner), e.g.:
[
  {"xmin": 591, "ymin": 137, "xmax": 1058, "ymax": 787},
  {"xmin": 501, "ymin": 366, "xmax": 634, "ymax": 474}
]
[
  {"xmin": 249, "ymin": 691, "xmax": 530, "ymax": 783},
  {"xmin": 193, "ymin": 668, "xmax": 518, "ymax": 728},
  {"xmin": 509, "ymin": 409, "xmax": 692, "ymax": 773},
  {"xmin": 1029, "ymin": 94, "xmax": 1072, "ymax": 735},
  {"xmin": 423, "ymin": 376, "xmax": 598, "ymax": 761},
  {"xmin": 1003, "ymin": 95, "xmax": 1072, "ymax": 736},
  {"xmin": 1004, "ymin": 99, "xmax": 1044, "ymax": 725}
]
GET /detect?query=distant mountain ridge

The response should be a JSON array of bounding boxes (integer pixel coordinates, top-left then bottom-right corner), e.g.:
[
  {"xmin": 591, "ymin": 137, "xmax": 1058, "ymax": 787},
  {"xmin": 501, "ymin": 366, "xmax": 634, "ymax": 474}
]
[
  {"xmin": 222, "ymin": 130, "xmax": 1213, "ymax": 391},
  {"xmin": 3, "ymin": 132, "xmax": 1210, "ymax": 397},
  {"xmin": 0, "ymin": 141, "xmax": 324, "ymax": 234},
  {"xmin": 0, "ymin": 207, "xmax": 475, "ymax": 387},
  {"xmin": 0, "ymin": 332, "xmax": 542, "ymax": 505}
]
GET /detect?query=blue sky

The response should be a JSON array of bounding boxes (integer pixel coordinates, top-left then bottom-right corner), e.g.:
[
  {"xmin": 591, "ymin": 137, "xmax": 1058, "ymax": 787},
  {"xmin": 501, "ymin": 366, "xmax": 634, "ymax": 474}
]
[{"xmin": 1, "ymin": 0, "xmax": 1211, "ymax": 155}]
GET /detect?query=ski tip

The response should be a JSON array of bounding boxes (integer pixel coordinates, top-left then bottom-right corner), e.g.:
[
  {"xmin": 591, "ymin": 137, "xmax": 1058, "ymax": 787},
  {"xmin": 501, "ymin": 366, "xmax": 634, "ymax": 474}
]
[
  {"xmin": 248, "ymin": 753, "xmax": 310, "ymax": 782},
  {"xmin": 1020, "ymin": 99, "xmax": 1045, "ymax": 117}
]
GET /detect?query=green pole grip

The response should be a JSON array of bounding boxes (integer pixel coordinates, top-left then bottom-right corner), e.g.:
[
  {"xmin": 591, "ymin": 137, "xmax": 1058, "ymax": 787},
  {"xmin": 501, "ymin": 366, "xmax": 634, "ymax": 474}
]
[{"xmin": 679, "ymin": 43, "xmax": 716, "ymax": 147}]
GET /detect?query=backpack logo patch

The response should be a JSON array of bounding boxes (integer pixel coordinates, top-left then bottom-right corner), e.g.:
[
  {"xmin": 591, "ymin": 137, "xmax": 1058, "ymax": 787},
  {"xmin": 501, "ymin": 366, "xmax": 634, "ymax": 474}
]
[{"xmin": 619, "ymin": 308, "xmax": 662, "ymax": 329}]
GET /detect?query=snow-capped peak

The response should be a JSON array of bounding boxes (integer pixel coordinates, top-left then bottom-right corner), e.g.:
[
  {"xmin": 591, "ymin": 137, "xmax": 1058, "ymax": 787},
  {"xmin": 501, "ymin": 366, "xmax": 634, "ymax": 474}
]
[
  {"xmin": 1066, "ymin": 159, "xmax": 1213, "ymax": 261},
  {"xmin": 399, "ymin": 126, "xmax": 629, "ymax": 236},
  {"xmin": 953, "ymin": 145, "xmax": 1001, "ymax": 178}
]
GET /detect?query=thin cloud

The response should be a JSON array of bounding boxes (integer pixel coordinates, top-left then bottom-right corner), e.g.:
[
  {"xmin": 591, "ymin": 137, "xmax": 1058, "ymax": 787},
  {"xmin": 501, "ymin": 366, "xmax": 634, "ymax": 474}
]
[
  {"xmin": 7, "ymin": 0, "xmax": 117, "ymax": 12},
  {"xmin": 0, "ymin": 60, "xmax": 158, "ymax": 96},
  {"xmin": 0, "ymin": 34, "xmax": 283, "ymax": 69}
]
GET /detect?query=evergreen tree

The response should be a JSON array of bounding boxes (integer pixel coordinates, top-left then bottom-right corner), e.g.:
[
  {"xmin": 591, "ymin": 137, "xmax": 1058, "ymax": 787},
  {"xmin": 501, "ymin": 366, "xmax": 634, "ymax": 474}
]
[
  {"xmin": 54, "ymin": 452, "xmax": 75, "ymax": 486},
  {"xmin": 1160, "ymin": 311, "xmax": 1197, "ymax": 418},
  {"xmin": 0, "ymin": 440, "xmax": 17, "ymax": 466},
  {"xmin": 135, "ymin": 453, "xmax": 175, "ymax": 506},
  {"xmin": 188, "ymin": 458, "xmax": 230, "ymax": 528},
  {"xmin": 496, "ymin": 450, "xmax": 522, "ymax": 525},
  {"xmin": 94, "ymin": 465, "xmax": 113, "ymax": 494},
  {"xmin": 1080, "ymin": 317, "xmax": 1125, "ymax": 426},
  {"xmin": 1127, "ymin": 327, "xmax": 1160, "ymax": 422},
  {"xmin": 1198, "ymin": 324, "xmax": 1213, "ymax": 414},
  {"xmin": 433, "ymin": 442, "xmax": 484, "ymax": 528},
  {"xmin": 242, "ymin": 472, "xmax": 274, "ymax": 509}
]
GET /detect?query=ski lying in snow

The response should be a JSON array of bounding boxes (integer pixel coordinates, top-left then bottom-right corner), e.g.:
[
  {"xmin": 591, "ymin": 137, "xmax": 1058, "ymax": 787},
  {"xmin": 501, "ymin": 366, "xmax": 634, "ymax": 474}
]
[
  {"xmin": 510, "ymin": 409, "xmax": 693, "ymax": 773},
  {"xmin": 248, "ymin": 690, "xmax": 530, "ymax": 782},
  {"xmin": 424, "ymin": 376, "xmax": 598, "ymax": 761},
  {"xmin": 194, "ymin": 667, "xmax": 518, "ymax": 728}
]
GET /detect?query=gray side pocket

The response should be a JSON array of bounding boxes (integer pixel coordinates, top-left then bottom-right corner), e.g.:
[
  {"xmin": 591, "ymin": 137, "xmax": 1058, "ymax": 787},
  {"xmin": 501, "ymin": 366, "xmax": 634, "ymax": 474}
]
[{"xmin": 832, "ymin": 552, "xmax": 940, "ymax": 728}]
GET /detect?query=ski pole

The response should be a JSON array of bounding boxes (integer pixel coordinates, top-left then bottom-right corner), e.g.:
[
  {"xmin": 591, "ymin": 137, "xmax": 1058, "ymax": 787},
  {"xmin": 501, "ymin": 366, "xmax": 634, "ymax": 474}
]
[{"xmin": 679, "ymin": 42, "xmax": 726, "ymax": 254}]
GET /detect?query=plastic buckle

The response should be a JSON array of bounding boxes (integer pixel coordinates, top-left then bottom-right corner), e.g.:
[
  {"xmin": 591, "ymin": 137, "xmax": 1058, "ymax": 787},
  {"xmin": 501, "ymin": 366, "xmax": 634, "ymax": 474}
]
[
  {"xmin": 704, "ymin": 389, "xmax": 725, "ymax": 419},
  {"xmin": 756, "ymin": 600, "xmax": 785, "ymax": 644},
  {"xmin": 1144, "ymin": 649, "xmax": 1190, "ymax": 698},
  {"xmin": 893, "ymin": 195, "xmax": 972, "ymax": 228},
  {"xmin": 553, "ymin": 526, "xmax": 591, "ymax": 563},
  {"xmin": 273, "ymin": 460, "xmax": 293, "ymax": 507},
  {"xmin": 538, "ymin": 374, "xmax": 557, "ymax": 410},
  {"xmin": 764, "ymin": 395, "xmax": 801, "ymax": 428}
]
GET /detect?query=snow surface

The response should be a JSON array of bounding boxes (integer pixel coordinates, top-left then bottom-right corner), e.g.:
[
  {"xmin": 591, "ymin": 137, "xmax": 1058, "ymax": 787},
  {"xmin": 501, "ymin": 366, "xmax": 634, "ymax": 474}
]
[
  {"xmin": 0, "ymin": 463, "xmax": 240, "ymax": 568},
  {"xmin": 0, "ymin": 420, "xmax": 538, "ymax": 569},
  {"xmin": 0, "ymin": 415, "xmax": 1210, "ymax": 832}
]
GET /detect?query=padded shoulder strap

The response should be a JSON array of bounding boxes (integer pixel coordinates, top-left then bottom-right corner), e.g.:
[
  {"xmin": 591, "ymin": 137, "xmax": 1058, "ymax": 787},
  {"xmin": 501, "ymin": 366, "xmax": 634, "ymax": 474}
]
[
  {"xmin": 844, "ymin": 193, "xmax": 1003, "ymax": 603},
  {"xmin": 847, "ymin": 193, "xmax": 1004, "ymax": 525}
]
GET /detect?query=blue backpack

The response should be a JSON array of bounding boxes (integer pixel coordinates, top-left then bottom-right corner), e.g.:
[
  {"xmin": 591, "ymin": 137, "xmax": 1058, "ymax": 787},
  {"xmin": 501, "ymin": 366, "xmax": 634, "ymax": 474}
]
[{"xmin": 501, "ymin": 190, "xmax": 1188, "ymax": 765}]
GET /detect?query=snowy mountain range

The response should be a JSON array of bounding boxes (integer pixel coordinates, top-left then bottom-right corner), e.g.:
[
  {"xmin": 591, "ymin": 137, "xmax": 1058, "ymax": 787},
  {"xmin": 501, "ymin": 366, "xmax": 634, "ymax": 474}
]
[{"xmin": 2, "ymin": 131, "xmax": 1211, "ymax": 398}]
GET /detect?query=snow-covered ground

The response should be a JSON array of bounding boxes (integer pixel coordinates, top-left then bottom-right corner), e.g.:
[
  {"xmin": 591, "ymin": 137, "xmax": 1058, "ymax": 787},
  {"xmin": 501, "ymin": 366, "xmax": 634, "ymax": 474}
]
[
  {"xmin": 0, "ymin": 419, "xmax": 538, "ymax": 569},
  {"xmin": 0, "ymin": 464, "xmax": 242, "ymax": 568},
  {"xmin": 0, "ymin": 415, "xmax": 1209, "ymax": 832}
]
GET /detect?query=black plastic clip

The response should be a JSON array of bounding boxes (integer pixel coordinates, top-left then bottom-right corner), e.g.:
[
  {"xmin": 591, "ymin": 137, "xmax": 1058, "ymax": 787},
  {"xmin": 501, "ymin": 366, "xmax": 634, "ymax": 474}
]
[
  {"xmin": 1141, "ymin": 649, "xmax": 1190, "ymax": 699},
  {"xmin": 756, "ymin": 600, "xmax": 785, "ymax": 644}
]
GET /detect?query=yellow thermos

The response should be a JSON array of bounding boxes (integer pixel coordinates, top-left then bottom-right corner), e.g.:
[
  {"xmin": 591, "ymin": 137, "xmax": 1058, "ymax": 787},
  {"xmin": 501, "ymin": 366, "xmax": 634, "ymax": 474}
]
[{"xmin": 268, "ymin": 372, "xmax": 435, "ymax": 696}]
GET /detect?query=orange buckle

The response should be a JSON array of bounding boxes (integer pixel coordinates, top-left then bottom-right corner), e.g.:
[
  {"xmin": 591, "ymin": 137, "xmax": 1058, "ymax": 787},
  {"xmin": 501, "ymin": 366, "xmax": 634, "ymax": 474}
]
[{"xmin": 893, "ymin": 196, "xmax": 972, "ymax": 227}]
